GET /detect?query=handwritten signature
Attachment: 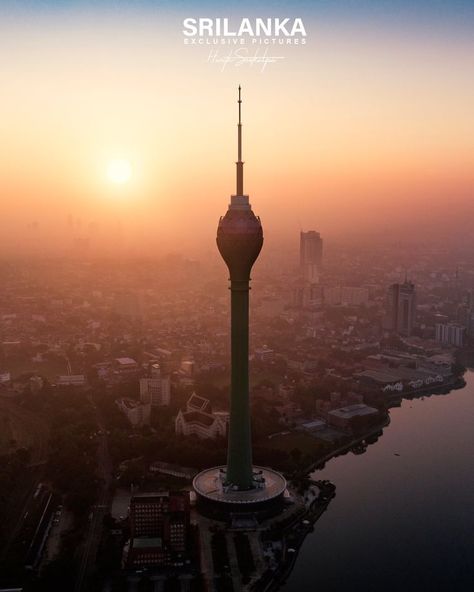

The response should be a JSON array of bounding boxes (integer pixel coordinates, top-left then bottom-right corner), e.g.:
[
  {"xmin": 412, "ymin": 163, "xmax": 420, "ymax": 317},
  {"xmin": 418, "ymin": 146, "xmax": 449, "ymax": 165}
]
[{"xmin": 207, "ymin": 48, "xmax": 285, "ymax": 72}]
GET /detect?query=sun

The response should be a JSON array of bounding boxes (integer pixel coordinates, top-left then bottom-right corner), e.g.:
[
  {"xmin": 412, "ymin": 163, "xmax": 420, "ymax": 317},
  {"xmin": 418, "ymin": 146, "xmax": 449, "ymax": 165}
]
[{"xmin": 107, "ymin": 159, "xmax": 132, "ymax": 184}]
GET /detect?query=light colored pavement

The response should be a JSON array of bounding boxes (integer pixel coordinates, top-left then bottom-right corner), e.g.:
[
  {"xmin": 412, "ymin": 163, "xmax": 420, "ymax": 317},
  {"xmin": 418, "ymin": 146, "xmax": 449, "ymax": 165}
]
[{"xmin": 42, "ymin": 509, "xmax": 73, "ymax": 565}]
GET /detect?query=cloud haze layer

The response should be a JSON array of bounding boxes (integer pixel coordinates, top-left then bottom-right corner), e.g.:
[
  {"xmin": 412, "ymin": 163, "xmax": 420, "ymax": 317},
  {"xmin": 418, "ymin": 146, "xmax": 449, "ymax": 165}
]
[{"xmin": 0, "ymin": 1, "xmax": 473, "ymax": 257}]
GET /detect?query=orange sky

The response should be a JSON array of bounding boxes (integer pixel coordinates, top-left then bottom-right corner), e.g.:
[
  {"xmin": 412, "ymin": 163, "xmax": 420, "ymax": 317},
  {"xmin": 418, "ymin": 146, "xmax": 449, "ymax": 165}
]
[{"xmin": 0, "ymin": 8, "xmax": 473, "ymax": 256}]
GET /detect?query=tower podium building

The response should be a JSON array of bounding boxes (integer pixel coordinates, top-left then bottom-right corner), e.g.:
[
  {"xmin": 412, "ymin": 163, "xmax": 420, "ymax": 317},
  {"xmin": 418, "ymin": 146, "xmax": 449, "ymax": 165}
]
[{"xmin": 193, "ymin": 88, "xmax": 286, "ymax": 519}]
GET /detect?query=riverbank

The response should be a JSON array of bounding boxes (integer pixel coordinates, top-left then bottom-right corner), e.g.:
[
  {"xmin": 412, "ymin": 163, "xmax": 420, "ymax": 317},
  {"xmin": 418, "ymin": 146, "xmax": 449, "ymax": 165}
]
[
  {"xmin": 296, "ymin": 372, "xmax": 465, "ymax": 478},
  {"xmin": 281, "ymin": 369, "xmax": 474, "ymax": 592},
  {"xmin": 299, "ymin": 417, "xmax": 390, "ymax": 477},
  {"xmin": 259, "ymin": 482, "xmax": 336, "ymax": 592}
]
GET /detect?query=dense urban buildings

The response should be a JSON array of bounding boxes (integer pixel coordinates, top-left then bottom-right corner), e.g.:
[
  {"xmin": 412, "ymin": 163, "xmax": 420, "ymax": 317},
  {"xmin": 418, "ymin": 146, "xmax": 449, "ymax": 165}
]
[{"xmin": 1, "ymin": 230, "xmax": 473, "ymax": 590}]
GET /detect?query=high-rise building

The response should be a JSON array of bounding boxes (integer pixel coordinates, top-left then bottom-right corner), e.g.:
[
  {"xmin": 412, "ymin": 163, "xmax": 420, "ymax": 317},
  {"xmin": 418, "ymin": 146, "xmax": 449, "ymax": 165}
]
[
  {"xmin": 125, "ymin": 492, "xmax": 190, "ymax": 568},
  {"xmin": 139, "ymin": 363, "xmax": 170, "ymax": 406},
  {"xmin": 385, "ymin": 280, "xmax": 417, "ymax": 336},
  {"xmin": 300, "ymin": 230, "xmax": 323, "ymax": 283},
  {"xmin": 436, "ymin": 323, "xmax": 465, "ymax": 347},
  {"xmin": 193, "ymin": 88, "xmax": 286, "ymax": 520},
  {"xmin": 457, "ymin": 290, "xmax": 474, "ymax": 339}
]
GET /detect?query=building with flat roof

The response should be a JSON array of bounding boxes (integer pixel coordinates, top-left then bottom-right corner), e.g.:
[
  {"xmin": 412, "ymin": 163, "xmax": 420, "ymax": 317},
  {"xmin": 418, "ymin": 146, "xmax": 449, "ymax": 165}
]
[
  {"xmin": 327, "ymin": 403, "xmax": 379, "ymax": 431},
  {"xmin": 125, "ymin": 491, "xmax": 190, "ymax": 569},
  {"xmin": 56, "ymin": 374, "xmax": 86, "ymax": 387}
]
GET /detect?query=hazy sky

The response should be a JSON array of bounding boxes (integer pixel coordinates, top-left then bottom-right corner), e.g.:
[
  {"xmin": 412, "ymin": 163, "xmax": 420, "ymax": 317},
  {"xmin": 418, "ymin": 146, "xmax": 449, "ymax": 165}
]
[{"xmin": 0, "ymin": 0, "xmax": 473, "ymax": 256}]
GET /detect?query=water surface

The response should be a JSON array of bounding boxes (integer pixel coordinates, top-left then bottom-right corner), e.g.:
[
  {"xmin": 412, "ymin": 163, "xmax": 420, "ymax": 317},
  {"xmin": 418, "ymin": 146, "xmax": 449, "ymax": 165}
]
[{"xmin": 283, "ymin": 371, "xmax": 474, "ymax": 591}]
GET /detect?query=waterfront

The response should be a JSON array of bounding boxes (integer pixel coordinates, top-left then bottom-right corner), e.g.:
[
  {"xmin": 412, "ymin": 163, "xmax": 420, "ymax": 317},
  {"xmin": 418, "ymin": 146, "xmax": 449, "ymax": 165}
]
[{"xmin": 282, "ymin": 369, "xmax": 474, "ymax": 592}]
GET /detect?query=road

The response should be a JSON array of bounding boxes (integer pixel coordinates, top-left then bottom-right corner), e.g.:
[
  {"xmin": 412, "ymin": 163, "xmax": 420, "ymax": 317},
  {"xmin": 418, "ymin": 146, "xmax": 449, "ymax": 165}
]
[{"xmin": 74, "ymin": 401, "xmax": 113, "ymax": 592}]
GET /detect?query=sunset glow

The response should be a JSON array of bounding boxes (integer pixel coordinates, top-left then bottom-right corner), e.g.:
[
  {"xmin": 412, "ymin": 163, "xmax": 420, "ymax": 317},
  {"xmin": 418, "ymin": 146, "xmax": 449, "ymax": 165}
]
[
  {"xmin": 0, "ymin": 1, "xmax": 472, "ymax": 257},
  {"xmin": 107, "ymin": 159, "xmax": 132, "ymax": 185}
]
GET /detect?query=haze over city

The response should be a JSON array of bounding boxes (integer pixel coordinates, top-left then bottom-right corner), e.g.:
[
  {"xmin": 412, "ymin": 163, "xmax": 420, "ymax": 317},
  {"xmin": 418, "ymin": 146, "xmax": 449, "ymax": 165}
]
[{"xmin": 1, "ymin": 0, "xmax": 473, "ymax": 257}]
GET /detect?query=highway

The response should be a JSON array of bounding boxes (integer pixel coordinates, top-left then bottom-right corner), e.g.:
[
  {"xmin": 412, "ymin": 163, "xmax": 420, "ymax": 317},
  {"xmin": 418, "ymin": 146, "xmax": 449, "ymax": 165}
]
[{"xmin": 74, "ymin": 401, "xmax": 113, "ymax": 592}]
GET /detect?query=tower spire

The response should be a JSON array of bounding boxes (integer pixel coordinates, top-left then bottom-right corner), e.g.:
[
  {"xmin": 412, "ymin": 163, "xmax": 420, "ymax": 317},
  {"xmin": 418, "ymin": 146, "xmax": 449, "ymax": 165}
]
[{"xmin": 236, "ymin": 85, "xmax": 244, "ymax": 196}]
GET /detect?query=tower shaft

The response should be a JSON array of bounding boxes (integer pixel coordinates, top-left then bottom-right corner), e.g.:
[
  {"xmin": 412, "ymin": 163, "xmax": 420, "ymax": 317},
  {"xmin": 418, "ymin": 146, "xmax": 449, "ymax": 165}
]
[
  {"xmin": 216, "ymin": 87, "xmax": 263, "ymax": 491},
  {"xmin": 226, "ymin": 280, "xmax": 253, "ymax": 488}
]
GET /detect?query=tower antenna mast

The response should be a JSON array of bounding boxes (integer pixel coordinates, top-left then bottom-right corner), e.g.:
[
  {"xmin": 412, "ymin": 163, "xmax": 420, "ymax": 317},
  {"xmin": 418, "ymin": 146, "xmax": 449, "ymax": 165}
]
[{"xmin": 236, "ymin": 85, "xmax": 244, "ymax": 195}]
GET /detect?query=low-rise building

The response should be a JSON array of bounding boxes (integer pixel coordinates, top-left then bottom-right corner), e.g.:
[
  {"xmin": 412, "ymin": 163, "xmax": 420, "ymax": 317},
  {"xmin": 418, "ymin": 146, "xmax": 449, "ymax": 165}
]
[
  {"xmin": 327, "ymin": 403, "xmax": 379, "ymax": 431},
  {"xmin": 56, "ymin": 374, "xmax": 86, "ymax": 387},
  {"xmin": 115, "ymin": 397, "xmax": 151, "ymax": 427},
  {"xmin": 175, "ymin": 393, "xmax": 228, "ymax": 439},
  {"xmin": 149, "ymin": 461, "xmax": 197, "ymax": 480},
  {"xmin": 114, "ymin": 357, "xmax": 139, "ymax": 376}
]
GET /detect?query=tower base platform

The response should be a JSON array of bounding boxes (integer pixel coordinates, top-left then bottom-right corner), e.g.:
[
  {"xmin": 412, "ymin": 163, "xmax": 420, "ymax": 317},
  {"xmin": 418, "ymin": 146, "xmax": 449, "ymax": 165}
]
[{"xmin": 193, "ymin": 466, "xmax": 287, "ymax": 522}]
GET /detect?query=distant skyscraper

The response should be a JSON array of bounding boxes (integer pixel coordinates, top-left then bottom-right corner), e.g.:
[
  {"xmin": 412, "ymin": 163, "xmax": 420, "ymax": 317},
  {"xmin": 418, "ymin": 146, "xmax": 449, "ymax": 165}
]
[
  {"xmin": 457, "ymin": 290, "xmax": 474, "ymax": 339},
  {"xmin": 386, "ymin": 280, "xmax": 417, "ymax": 336},
  {"xmin": 300, "ymin": 230, "xmax": 323, "ymax": 283}
]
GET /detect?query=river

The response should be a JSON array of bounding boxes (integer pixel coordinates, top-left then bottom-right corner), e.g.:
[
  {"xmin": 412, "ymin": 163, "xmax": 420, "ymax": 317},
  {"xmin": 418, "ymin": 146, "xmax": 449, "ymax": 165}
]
[{"xmin": 282, "ymin": 369, "xmax": 474, "ymax": 591}]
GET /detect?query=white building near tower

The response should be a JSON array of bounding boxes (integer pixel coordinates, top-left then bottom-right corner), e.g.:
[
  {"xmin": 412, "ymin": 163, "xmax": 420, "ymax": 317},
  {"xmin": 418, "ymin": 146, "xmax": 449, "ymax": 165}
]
[
  {"xmin": 139, "ymin": 363, "xmax": 171, "ymax": 406},
  {"xmin": 175, "ymin": 394, "xmax": 229, "ymax": 439},
  {"xmin": 115, "ymin": 398, "xmax": 151, "ymax": 427}
]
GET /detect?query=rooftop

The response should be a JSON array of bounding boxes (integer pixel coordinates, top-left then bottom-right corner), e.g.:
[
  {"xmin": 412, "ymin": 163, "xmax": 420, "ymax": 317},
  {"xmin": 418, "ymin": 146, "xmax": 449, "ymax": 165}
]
[
  {"xmin": 115, "ymin": 357, "xmax": 137, "ymax": 365},
  {"xmin": 193, "ymin": 466, "xmax": 286, "ymax": 505},
  {"xmin": 187, "ymin": 393, "xmax": 211, "ymax": 412},
  {"xmin": 132, "ymin": 537, "xmax": 163, "ymax": 549},
  {"xmin": 356, "ymin": 369, "xmax": 403, "ymax": 384},
  {"xmin": 181, "ymin": 410, "xmax": 215, "ymax": 427},
  {"xmin": 328, "ymin": 403, "xmax": 378, "ymax": 420}
]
